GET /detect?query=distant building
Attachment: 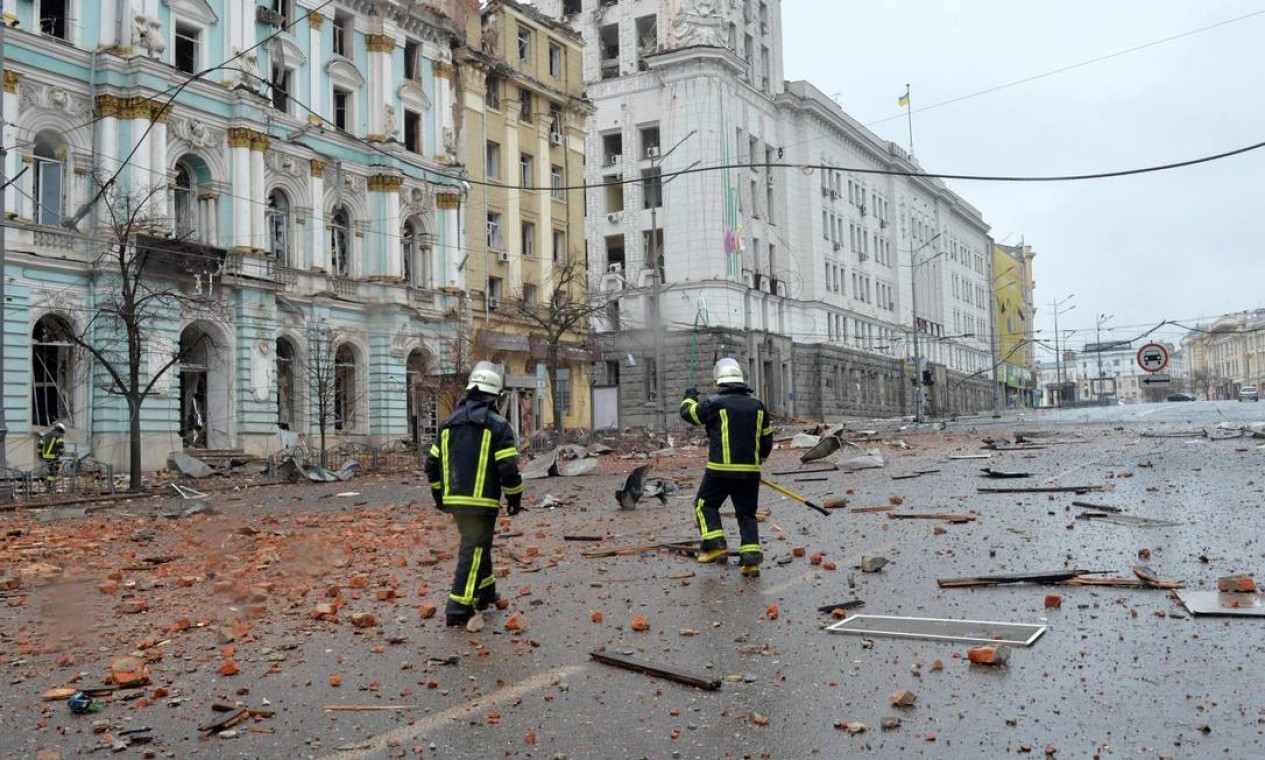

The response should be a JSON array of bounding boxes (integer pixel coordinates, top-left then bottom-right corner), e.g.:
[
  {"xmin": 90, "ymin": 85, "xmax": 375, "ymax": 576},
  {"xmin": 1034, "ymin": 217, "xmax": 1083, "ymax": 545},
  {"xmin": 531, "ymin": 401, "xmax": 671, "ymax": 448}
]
[
  {"xmin": 1180, "ymin": 310, "xmax": 1265, "ymax": 399},
  {"xmin": 992, "ymin": 242, "xmax": 1037, "ymax": 408},
  {"xmin": 1074, "ymin": 341, "xmax": 1177, "ymax": 403}
]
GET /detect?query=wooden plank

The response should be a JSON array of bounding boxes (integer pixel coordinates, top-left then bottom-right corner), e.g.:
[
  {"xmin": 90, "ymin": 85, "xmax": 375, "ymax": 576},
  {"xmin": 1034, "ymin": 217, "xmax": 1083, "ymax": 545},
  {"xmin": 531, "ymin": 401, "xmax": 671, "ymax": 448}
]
[
  {"xmin": 816, "ymin": 600, "xmax": 866, "ymax": 614},
  {"xmin": 980, "ymin": 469, "xmax": 1033, "ymax": 479},
  {"xmin": 887, "ymin": 513, "xmax": 975, "ymax": 523},
  {"xmin": 1071, "ymin": 500, "xmax": 1123, "ymax": 513},
  {"xmin": 590, "ymin": 651, "xmax": 721, "ymax": 691},
  {"xmin": 851, "ymin": 506, "xmax": 896, "ymax": 514},
  {"xmin": 977, "ymin": 485, "xmax": 1106, "ymax": 494},
  {"xmin": 1063, "ymin": 576, "xmax": 1185, "ymax": 590},
  {"xmin": 937, "ymin": 569, "xmax": 1092, "ymax": 588}
]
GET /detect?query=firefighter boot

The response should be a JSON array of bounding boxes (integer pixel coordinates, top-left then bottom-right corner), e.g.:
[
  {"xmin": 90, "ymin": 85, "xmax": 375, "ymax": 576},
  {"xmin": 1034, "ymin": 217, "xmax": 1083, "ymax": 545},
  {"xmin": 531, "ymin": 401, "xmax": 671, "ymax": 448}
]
[
  {"xmin": 739, "ymin": 549, "xmax": 763, "ymax": 577},
  {"xmin": 697, "ymin": 540, "xmax": 729, "ymax": 564}
]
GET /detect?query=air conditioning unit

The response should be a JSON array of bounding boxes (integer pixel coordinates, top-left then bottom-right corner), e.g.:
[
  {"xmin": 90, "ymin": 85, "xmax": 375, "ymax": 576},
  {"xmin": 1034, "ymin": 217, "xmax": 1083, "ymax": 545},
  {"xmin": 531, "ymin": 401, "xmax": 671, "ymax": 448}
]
[
  {"xmin": 775, "ymin": 281, "xmax": 787, "ymax": 297},
  {"xmin": 859, "ymin": 204, "xmax": 867, "ymax": 216},
  {"xmin": 607, "ymin": 262, "xmax": 623, "ymax": 274},
  {"xmin": 607, "ymin": 212, "xmax": 621, "ymax": 223},
  {"xmin": 549, "ymin": 132, "xmax": 563, "ymax": 145},
  {"xmin": 829, "ymin": 190, "xmax": 838, "ymax": 200},
  {"xmin": 821, "ymin": 186, "xmax": 830, "ymax": 197},
  {"xmin": 832, "ymin": 242, "xmax": 841, "ymax": 252},
  {"xmin": 497, "ymin": 250, "xmax": 509, "ymax": 262},
  {"xmin": 256, "ymin": 4, "xmax": 284, "ymax": 26},
  {"xmin": 604, "ymin": 154, "xmax": 620, "ymax": 166},
  {"xmin": 487, "ymin": 297, "xmax": 500, "ymax": 310},
  {"xmin": 645, "ymin": 146, "xmax": 660, "ymax": 159},
  {"xmin": 766, "ymin": 175, "xmax": 775, "ymax": 187}
]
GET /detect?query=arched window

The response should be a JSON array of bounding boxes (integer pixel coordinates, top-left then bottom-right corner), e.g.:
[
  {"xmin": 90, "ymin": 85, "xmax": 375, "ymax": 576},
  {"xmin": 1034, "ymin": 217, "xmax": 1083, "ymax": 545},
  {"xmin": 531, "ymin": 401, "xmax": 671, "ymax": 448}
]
[
  {"xmin": 32, "ymin": 131, "xmax": 65, "ymax": 226},
  {"xmin": 333, "ymin": 344, "xmax": 357, "ymax": 430},
  {"xmin": 330, "ymin": 206, "xmax": 351, "ymax": 276},
  {"xmin": 276, "ymin": 337, "xmax": 297, "ymax": 430},
  {"xmin": 32, "ymin": 315, "xmax": 75, "ymax": 426},
  {"xmin": 267, "ymin": 190, "xmax": 291, "ymax": 264},
  {"xmin": 402, "ymin": 218, "xmax": 433, "ymax": 289},
  {"xmin": 173, "ymin": 162, "xmax": 197, "ymax": 238}
]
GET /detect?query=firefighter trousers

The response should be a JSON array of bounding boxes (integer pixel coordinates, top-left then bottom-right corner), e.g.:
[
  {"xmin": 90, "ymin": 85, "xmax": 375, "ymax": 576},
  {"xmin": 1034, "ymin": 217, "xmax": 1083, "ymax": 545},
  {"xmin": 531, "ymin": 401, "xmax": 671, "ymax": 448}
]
[
  {"xmin": 692, "ymin": 472, "xmax": 761, "ymax": 558},
  {"xmin": 446, "ymin": 512, "xmax": 499, "ymax": 617}
]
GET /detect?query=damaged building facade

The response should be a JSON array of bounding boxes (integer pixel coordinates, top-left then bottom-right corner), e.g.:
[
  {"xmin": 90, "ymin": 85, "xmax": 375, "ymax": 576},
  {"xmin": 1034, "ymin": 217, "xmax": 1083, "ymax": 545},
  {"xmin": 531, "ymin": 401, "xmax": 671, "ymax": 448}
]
[
  {"xmin": 0, "ymin": 0, "xmax": 481, "ymax": 472},
  {"xmin": 536, "ymin": 0, "xmax": 996, "ymax": 431}
]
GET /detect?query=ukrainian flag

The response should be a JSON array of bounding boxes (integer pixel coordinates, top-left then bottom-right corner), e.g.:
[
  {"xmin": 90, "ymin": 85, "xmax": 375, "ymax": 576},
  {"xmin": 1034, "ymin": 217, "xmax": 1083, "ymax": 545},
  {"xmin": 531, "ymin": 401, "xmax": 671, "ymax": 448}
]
[{"xmin": 897, "ymin": 87, "xmax": 910, "ymax": 108}]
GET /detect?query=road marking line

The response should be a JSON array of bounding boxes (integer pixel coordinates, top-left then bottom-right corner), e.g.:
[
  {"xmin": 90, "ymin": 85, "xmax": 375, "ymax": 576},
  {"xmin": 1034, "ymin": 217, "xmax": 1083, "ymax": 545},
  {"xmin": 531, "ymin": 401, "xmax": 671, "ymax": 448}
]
[{"xmin": 317, "ymin": 664, "xmax": 585, "ymax": 760}]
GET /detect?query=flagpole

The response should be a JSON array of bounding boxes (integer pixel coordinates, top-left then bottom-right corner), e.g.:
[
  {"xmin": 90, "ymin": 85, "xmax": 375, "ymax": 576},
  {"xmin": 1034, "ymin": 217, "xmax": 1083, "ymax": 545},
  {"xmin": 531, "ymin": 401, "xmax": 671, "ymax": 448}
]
[{"xmin": 905, "ymin": 83, "xmax": 914, "ymax": 156}]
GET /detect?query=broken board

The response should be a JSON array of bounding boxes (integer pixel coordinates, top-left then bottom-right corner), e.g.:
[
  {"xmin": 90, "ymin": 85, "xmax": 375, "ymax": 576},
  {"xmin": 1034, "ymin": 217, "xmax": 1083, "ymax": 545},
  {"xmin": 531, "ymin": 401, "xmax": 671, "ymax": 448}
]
[
  {"xmin": 590, "ymin": 651, "xmax": 721, "ymax": 690},
  {"xmin": 1175, "ymin": 590, "xmax": 1265, "ymax": 617},
  {"xmin": 826, "ymin": 614, "xmax": 1046, "ymax": 647},
  {"xmin": 1075, "ymin": 512, "xmax": 1181, "ymax": 528}
]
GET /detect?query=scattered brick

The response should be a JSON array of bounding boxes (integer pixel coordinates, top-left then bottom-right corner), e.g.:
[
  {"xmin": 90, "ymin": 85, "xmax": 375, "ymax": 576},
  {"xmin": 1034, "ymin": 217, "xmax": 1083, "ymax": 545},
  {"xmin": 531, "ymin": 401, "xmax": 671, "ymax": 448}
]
[
  {"xmin": 766, "ymin": 604, "xmax": 779, "ymax": 620},
  {"xmin": 590, "ymin": 611, "xmax": 604, "ymax": 624},
  {"xmin": 218, "ymin": 660, "xmax": 240, "ymax": 677},
  {"xmin": 967, "ymin": 645, "xmax": 1011, "ymax": 666},
  {"xmin": 418, "ymin": 603, "xmax": 438, "ymax": 620},
  {"xmin": 1044, "ymin": 594, "xmax": 1063, "ymax": 609},
  {"xmin": 1218, "ymin": 574, "xmax": 1256, "ymax": 593},
  {"xmin": 630, "ymin": 615, "xmax": 650, "ymax": 632},
  {"xmin": 890, "ymin": 689, "xmax": 917, "ymax": 707}
]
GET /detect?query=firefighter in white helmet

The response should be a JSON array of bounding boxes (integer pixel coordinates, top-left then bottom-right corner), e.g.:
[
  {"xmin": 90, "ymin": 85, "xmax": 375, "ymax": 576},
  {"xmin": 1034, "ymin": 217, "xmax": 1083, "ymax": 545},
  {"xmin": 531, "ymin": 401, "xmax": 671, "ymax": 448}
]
[
  {"xmin": 679, "ymin": 357, "xmax": 774, "ymax": 577},
  {"xmin": 424, "ymin": 361, "xmax": 524, "ymax": 626}
]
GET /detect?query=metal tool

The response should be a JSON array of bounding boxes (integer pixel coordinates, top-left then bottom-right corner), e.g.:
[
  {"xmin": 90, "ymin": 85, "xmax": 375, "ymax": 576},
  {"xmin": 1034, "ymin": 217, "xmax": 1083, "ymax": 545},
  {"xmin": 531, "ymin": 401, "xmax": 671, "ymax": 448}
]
[{"xmin": 760, "ymin": 479, "xmax": 832, "ymax": 516}]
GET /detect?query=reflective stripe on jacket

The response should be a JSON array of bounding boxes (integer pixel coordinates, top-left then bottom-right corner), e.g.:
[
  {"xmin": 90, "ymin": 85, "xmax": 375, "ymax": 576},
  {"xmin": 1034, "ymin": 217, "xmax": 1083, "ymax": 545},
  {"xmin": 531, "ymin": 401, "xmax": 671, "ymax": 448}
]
[
  {"xmin": 40, "ymin": 434, "xmax": 64, "ymax": 462},
  {"xmin": 424, "ymin": 395, "xmax": 522, "ymax": 514},
  {"xmin": 680, "ymin": 383, "xmax": 774, "ymax": 478}
]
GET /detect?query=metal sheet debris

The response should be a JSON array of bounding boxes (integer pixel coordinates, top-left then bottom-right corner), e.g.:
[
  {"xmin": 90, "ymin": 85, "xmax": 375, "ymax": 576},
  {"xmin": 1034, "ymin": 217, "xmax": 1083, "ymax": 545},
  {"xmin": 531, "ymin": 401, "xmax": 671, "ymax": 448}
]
[
  {"xmin": 826, "ymin": 614, "xmax": 1047, "ymax": 646},
  {"xmin": 839, "ymin": 448, "xmax": 885, "ymax": 471},
  {"xmin": 1176, "ymin": 591, "xmax": 1265, "ymax": 617},
  {"xmin": 168, "ymin": 452, "xmax": 214, "ymax": 479},
  {"xmin": 800, "ymin": 435, "xmax": 840, "ymax": 462},
  {"xmin": 1075, "ymin": 512, "xmax": 1181, "ymax": 528}
]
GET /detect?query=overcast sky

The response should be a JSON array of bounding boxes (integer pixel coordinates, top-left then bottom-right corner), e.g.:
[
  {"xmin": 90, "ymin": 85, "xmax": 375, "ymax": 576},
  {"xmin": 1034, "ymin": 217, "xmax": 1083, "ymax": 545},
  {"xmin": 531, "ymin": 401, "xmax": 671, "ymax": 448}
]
[{"xmin": 781, "ymin": 1, "xmax": 1265, "ymax": 356}]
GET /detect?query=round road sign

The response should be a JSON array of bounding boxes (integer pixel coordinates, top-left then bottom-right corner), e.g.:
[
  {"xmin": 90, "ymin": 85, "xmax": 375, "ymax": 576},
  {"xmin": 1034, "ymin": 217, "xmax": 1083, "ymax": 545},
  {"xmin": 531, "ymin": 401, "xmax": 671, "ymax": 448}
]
[{"xmin": 1136, "ymin": 342, "xmax": 1170, "ymax": 373}]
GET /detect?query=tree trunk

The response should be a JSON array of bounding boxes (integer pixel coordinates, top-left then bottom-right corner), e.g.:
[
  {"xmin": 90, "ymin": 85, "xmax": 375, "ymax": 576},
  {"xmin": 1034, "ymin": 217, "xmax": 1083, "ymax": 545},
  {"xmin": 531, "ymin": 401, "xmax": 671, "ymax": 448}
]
[
  {"xmin": 547, "ymin": 348, "xmax": 563, "ymax": 439},
  {"xmin": 128, "ymin": 397, "xmax": 143, "ymax": 491}
]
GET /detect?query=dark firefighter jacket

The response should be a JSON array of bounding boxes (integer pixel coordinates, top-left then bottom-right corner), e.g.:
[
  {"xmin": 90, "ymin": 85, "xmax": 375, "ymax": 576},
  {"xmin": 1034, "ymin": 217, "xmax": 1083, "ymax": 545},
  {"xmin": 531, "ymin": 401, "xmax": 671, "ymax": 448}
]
[
  {"xmin": 679, "ymin": 383, "xmax": 774, "ymax": 478},
  {"xmin": 425, "ymin": 394, "xmax": 523, "ymax": 515},
  {"xmin": 39, "ymin": 433, "xmax": 64, "ymax": 462}
]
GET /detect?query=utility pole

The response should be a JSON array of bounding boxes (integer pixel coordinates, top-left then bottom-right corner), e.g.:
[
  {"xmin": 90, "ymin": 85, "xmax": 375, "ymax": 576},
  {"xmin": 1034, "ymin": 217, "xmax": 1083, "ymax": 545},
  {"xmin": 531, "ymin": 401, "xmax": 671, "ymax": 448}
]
[
  {"xmin": 1050, "ymin": 295, "xmax": 1075, "ymax": 407},
  {"xmin": 1095, "ymin": 312, "xmax": 1113, "ymax": 406},
  {"xmin": 647, "ymin": 130, "xmax": 696, "ymax": 444},
  {"xmin": 0, "ymin": 17, "xmax": 10, "ymax": 487}
]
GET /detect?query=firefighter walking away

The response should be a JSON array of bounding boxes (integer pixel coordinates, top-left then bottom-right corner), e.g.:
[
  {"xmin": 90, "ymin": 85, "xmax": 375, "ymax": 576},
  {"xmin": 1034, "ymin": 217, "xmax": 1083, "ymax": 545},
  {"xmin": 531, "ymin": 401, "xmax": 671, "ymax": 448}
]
[
  {"xmin": 38, "ymin": 422, "xmax": 66, "ymax": 491},
  {"xmin": 680, "ymin": 358, "xmax": 774, "ymax": 577},
  {"xmin": 424, "ymin": 362, "xmax": 524, "ymax": 627}
]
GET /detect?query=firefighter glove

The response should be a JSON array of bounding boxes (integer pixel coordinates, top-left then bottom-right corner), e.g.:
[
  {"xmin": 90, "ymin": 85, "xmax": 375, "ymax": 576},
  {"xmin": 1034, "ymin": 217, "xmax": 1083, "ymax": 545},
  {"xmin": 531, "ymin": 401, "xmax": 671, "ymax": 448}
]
[{"xmin": 684, "ymin": 387, "xmax": 700, "ymax": 400}]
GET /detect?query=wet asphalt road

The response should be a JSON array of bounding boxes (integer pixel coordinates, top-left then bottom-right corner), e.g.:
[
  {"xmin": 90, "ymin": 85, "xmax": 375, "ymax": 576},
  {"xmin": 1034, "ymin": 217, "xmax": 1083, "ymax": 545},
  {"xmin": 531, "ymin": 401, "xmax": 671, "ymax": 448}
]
[{"xmin": 4, "ymin": 400, "xmax": 1265, "ymax": 759}]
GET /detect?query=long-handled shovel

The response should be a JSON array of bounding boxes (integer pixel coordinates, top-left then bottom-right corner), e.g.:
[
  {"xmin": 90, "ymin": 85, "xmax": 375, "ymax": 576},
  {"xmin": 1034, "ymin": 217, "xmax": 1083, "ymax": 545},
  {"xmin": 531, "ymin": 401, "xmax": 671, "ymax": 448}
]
[{"xmin": 760, "ymin": 479, "xmax": 832, "ymax": 516}]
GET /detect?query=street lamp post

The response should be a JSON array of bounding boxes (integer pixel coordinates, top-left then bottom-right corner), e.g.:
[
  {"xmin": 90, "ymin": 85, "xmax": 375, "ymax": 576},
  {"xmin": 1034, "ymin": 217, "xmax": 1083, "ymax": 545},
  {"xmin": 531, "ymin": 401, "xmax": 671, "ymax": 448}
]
[
  {"xmin": 648, "ymin": 129, "xmax": 697, "ymax": 443},
  {"xmin": 1050, "ymin": 295, "xmax": 1075, "ymax": 407}
]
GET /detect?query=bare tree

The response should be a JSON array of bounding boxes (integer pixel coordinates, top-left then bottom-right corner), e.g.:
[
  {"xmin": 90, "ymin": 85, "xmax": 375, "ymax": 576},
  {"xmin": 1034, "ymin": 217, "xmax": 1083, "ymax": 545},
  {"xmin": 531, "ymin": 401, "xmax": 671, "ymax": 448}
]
[
  {"xmin": 64, "ymin": 182, "xmax": 223, "ymax": 490},
  {"xmin": 300, "ymin": 326, "xmax": 372, "ymax": 468},
  {"xmin": 496, "ymin": 260, "xmax": 614, "ymax": 437}
]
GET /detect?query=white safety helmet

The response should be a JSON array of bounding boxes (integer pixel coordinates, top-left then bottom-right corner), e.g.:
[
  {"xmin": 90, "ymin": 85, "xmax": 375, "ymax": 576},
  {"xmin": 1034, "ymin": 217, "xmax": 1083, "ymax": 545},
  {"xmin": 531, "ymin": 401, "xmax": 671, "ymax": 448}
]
[
  {"xmin": 466, "ymin": 361, "xmax": 504, "ymax": 395},
  {"xmin": 52, "ymin": 422, "xmax": 66, "ymax": 433},
  {"xmin": 713, "ymin": 357, "xmax": 744, "ymax": 386}
]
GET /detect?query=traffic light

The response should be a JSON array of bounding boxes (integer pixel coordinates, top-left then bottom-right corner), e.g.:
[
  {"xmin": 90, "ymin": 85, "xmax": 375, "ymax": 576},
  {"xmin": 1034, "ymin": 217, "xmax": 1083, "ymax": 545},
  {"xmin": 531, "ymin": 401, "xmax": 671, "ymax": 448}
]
[{"xmin": 922, "ymin": 370, "xmax": 934, "ymax": 386}]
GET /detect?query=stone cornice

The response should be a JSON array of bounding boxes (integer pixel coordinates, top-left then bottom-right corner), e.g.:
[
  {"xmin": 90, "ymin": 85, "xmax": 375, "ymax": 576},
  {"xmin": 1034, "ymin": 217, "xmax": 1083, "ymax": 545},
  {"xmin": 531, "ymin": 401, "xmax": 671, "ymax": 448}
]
[
  {"xmin": 227, "ymin": 127, "xmax": 269, "ymax": 150},
  {"xmin": 436, "ymin": 192, "xmax": 461, "ymax": 210},
  {"xmin": 432, "ymin": 60, "xmax": 453, "ymax": 78}
]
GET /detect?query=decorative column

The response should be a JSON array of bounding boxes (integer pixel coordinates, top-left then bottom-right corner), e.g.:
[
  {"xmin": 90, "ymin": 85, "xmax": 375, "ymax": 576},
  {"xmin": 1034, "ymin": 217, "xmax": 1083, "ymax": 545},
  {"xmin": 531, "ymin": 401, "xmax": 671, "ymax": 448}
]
[
  {"xmin": 198, "ymin": 192, "xmax": 220, "ymax": 247},
  {"xmin": 436, "ymin": 190, "xmax": 461, "ymax": 289},
  {"xmin": 309, "ymin": 159, "xmax": 326, "ymax": 271},
  {"xmin": 365, "ymin": 33, "xmax": 396, "ymax": 141},
  {"xmin": 147, "ymin": 101, "xmax": 170, "ymax": 228},
  {"xmin": 368, "ymin": 173, "xmax": 404, "ymax": 280},
  {"xmin": 307, "ymin": 12, "xmax": 325, "ymax": 123},
  {"xmin": 249, "ymin": 131, "xmax": 269, "ymax": 251},
  {"xmin": 431, "ymin": 59, "xmax": 453, "ymax": 160},
  {"xmin": 227, "ymin": 128, "xmax": 253, "ymax": 250},
  {"xmin": 3, "ymin": 70, "xmax": 21, "ymax": 219},
  {"xmin": 126, "ymin": 99, "xmax": 153, "ymax": 216},
  {"xmin": 2, "ymin": 0, "xmax": 17, "ymax": 28}
]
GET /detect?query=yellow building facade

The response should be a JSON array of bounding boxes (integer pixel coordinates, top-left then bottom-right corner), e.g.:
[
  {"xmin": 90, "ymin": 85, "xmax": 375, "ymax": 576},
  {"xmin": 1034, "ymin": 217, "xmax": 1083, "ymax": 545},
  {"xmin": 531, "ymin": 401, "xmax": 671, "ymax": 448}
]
[
  {"xmin": 992, "ymin": 243, "xmax": 1038, "ymax": 407},
  {"xmin": 456, "ymin": 0, "xmax": 594, "ymax": 439}
]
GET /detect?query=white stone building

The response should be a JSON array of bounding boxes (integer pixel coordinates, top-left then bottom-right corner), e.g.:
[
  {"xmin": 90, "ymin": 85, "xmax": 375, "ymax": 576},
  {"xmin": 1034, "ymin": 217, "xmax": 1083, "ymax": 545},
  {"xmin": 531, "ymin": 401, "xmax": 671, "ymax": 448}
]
[{"xmin": 535, "ymin": 0, "xmax": 994, "ymax": 427}]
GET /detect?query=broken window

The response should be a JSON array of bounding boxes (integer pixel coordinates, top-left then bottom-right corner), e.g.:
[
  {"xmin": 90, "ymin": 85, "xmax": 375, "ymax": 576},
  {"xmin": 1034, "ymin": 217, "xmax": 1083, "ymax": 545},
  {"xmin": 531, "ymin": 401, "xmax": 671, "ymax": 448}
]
[
  {"xmin": 276, "ymin": 337, "xmax": 296, "ymax": 431},
  {"xmin": 334, "ymin": 345, "xmax": 357, "ymax": 430},
  {"xmin": 32, "ymin": 315, "xmax": 75, "ymax": 427},
  {"xmin": 267, "ymin": 189, "xmax": 291, "ymax": 263},
  {"xmin": 37, "ymin": 0, "xmax": 69, "ymax": 39},
  {"xmin": 32, "ymin": 131, "xmax": 64, "ymax": 227},
  {"xmin": 599, "ymin": 23, "xmax": 619, "ymax": 79},
  {"xmin": 174, "ymin": 22, "xmax": 201, "ymax": 74},
  {"xmin": 406, "ymin": 349, "xmax": 436, "ymax": 445},
  {"xmin": 173, "ymin": 162, "xmax": 197, "ymax": 239},
  {"xmin": 330, "ymin": 206, "xmax": 351, "ymax": 276}
]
